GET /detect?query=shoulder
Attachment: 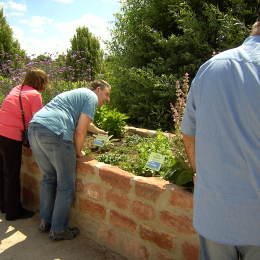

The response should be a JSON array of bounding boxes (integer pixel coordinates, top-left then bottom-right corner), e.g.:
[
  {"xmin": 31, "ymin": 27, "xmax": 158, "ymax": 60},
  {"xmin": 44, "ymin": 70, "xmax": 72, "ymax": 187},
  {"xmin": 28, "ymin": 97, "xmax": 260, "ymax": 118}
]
[
  {"xmin": 77, "ymin": 88, "xmax": 98, "ymax": 101},
  {"xmin": 193, "ymin": 58, "xmax": 228, "ymax": 81},
  {"xmin": 198, "ymin": 45, "xmax": 242, "ymax": 75},
  {"xmin": 22, "ymin": 85, "xmax": 41, "ymax": 96},
  {"xmin": 192, "ymin": 55, "xmax": 233, "ymax": 88}
]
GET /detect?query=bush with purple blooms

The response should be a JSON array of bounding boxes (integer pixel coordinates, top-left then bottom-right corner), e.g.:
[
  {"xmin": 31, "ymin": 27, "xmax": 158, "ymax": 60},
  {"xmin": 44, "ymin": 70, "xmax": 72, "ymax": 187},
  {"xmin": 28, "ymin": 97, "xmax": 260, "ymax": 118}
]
[{"xmin": 0, "ymin": 51, "xmax": 97, "ymax": 104}]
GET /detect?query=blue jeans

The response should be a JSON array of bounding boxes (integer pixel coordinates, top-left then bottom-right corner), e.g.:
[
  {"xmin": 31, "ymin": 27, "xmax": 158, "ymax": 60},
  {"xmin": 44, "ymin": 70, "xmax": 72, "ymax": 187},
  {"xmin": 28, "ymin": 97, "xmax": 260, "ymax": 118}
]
[
  {"xmin": 28, "ymin": 123, "xmax": 76, "ymax": 232},
  {"xmin": 200, "ymin": 235, "xmax": 260, "ymax": 260}
]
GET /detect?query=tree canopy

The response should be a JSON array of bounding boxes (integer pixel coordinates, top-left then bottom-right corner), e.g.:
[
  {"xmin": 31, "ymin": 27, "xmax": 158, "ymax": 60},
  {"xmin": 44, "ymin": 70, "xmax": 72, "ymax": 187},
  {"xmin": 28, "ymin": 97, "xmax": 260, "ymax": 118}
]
[
  {"xmin": 107, "ymin": 0, "xmax": 257, "ymax": 130},
  {"xmin": 66, "ymin": 26, "xmax": 104, "ymax": 81},
  {"xmin": 109, "ymin": 0, "xmax": 257, "ymax": 78},
  {"xmin": 0, "ymin": 8, "xmax": 26, "ymax": 76}
]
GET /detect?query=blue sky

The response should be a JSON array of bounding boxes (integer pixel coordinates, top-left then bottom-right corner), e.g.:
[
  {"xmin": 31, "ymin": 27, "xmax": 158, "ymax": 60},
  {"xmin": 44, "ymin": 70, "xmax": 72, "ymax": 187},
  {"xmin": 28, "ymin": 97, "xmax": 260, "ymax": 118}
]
[{"xmin": 0, "ymin": 0, "xmax": 121, "ymax": 56}]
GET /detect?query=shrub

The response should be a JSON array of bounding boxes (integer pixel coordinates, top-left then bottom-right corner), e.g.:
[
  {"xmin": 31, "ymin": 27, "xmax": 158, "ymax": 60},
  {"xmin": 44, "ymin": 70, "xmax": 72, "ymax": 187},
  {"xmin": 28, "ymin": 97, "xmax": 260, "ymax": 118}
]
[
  {"xmin": 42, "ymin": 80, "xmax": 89, "ymax": 104},
  {"xmin": 0, "ymin": 76, "xmax": 13, "ymax": 104},
  {"xmin": 107, "ymin": 66, "xmax": 177, "ymax": 131},
  {"xmin": 94, "ymin": 105, "xmax": 129, "ymax": 138}
]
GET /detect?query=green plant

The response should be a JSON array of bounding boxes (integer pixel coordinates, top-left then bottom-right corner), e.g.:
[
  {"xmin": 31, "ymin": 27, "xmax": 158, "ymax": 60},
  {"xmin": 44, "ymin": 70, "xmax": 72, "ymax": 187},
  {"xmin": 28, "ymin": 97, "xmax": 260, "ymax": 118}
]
[
  {"xmin": 131, "ymin": 133, "xmax": 176, "ymax": 177},
  {"xmin": 66, "ymin": 26, "xmax": 104, "ymax": 81},
  {"xmin": 94, "ymin": 105, "xmax": 129, "ymax": 138},
  {"xmin": 107, "ymin": 0, "xmax": 252, "ymax": 131},
  {"xmin": 163, "ymin": 160, "xmax": 193, "ymax": 189},
  {"xmin": 97, "ymin": 153, "xmax": 127, "ymax": 166},
  {"xmin": 170, "ymin": 73, "xmax": 190, "ymax": 163},
  {"xmin": 107, "ymin": 66, "xmax": 177, "ymax": 130},
  {"xmin": 93, "ymin": 133, "xmax": 193, "ymax": 189},
  {"xmin": 0, "ymin": 76, "xmax": 13, "ymax": 104}
]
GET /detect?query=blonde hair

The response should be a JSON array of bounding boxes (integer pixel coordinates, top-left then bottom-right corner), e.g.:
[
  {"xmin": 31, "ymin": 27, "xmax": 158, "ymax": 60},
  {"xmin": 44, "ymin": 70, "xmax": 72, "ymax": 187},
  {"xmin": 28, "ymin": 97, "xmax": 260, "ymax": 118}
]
[{"xmin": 22, "ymin": 69, "xmax": 48, "ymax": 91}]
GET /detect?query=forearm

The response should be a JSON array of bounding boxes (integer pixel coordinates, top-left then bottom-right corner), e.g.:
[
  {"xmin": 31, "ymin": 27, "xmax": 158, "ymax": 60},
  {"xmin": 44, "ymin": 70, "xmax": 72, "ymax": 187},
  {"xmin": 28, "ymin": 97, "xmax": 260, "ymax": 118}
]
[
  {"xmin": 74, "ymin": 113, "xmax": 91, "ymax": 157},
  {"xmin": 182, "ymin": 134, "xmax": 196, "ymax": 172},
  {"xmin": 74, "ymin": 130, "xmax": 86, "ymax": 157}
]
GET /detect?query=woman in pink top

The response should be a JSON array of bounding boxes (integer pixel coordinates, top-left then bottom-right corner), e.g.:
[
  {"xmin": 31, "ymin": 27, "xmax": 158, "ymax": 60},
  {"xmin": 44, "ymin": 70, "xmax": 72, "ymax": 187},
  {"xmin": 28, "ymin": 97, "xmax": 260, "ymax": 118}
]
[{"xmin": 0, "ymin": 69, "xmax": 48, "ymax": 220}]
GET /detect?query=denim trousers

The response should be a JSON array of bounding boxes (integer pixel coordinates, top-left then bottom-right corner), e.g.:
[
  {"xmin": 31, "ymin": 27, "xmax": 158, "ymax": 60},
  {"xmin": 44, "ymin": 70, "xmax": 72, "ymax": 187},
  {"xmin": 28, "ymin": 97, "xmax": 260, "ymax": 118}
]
[
  {"xmin": 28, "ymin": 123, "xmax": 76, "ymax": 232},
  {"xmin": 200, "ymin": 235, "xmax": 260, "ymax": 260}
]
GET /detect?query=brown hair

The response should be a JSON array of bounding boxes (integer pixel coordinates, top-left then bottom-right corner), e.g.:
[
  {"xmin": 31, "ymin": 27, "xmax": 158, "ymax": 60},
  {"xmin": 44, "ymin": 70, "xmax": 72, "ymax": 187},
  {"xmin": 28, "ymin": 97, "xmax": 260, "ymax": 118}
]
[
  {"xmin": 89, "ymin": 79, "xmax": 111, "ymax": 91},
  {"xmin": 22, "ymin": 69, "xmax": 48, "ymax": 91}
]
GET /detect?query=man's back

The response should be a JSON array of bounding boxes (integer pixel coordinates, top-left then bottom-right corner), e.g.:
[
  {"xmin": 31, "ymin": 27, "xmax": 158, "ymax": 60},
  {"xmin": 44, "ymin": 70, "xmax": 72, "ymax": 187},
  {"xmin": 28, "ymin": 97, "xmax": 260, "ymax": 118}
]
[
  {"xmin": 192, "ymin": 36, "xmax": 260, "ymax": 194},
  {"xmin": 31, "ymin": 88, "xmax": 98, "ymax": 141},
  {"xmin": 182, "ymin": 35, "xmax": 260, "ymax": 245}
]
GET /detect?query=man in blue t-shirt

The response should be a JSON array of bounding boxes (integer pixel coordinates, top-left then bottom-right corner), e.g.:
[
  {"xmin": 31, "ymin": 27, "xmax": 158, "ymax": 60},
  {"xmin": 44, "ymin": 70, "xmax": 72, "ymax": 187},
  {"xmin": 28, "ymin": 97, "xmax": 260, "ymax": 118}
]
[
  {"xmin": 182, "ymin": 19, "xmax": 260, "ymax": 259},
  {"xmin": 28, "ymin": 80, "xmax": 111, "ymax": 241}
]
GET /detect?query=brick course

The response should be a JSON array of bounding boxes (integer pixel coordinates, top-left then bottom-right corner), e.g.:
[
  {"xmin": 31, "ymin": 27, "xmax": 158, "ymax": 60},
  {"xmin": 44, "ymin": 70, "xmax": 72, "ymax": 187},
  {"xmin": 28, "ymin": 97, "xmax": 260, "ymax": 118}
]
[
  {"xmin": 110, "ymin": 210, "xmax": 137, "ymax": 232},
  {"xmin": 21, "ymin": 127, "xmax": 199, "ymax": 260},
  {"xmin": 131, "ymin": 201, "xmax": 156, "ymax": 220},
  {"xmin": 79, "ymin": 198, "xmax": 106, "ymax": 220},
  {"xmin": 99, "ymin": 165, "xmax": 133, "ymax": 192},
  {"xmin": 106, "ymin": 189, "xmax": 129, "ymax": 210},
  {"xmin": 135, "ymin": 177, "xmax": 165, "ymax": 202},
  {"xmin": 160, "ymin": 211, "xmax": 195, "ymax": 234},
  {"xmin": 140, "ymin": 225, "xmax": 173, "ymax": 251}
]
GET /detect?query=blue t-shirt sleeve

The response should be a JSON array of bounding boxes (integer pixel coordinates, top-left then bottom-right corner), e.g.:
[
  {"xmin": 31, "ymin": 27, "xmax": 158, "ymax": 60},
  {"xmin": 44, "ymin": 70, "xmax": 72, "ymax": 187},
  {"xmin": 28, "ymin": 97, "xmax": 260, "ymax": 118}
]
[
  {"xmin": 181, "ymin": 84, "xmax": 196, "ymax": 136},
  {"xmin": 81, "ymin": 93, "xmax": 98, "ymax": 121}
]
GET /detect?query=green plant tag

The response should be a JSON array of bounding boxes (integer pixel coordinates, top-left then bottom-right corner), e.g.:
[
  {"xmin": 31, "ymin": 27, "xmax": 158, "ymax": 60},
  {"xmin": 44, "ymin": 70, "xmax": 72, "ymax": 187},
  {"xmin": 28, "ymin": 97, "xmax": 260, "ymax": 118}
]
[
  {"xmin": 94, "ymin": 134, "xmax": 109, "ymax": 147},
  {"xmin": 146, "ymin": 152, "xmax": 165, "ymax": 171}
]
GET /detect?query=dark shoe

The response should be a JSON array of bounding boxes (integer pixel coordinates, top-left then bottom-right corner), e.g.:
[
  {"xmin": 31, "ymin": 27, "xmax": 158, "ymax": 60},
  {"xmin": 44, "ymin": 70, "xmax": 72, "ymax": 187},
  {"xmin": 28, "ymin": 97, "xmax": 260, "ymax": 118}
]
[
  {"xmin": 39, "ymin": 220, "xmax": 51, "ymax": 232},
  {"xmin": 6, "ymin": 208, "xmax": 34, "ymax": 221},
  {"xmin": 49, "ymin": 227, "xmax": 80, "ymax": 241}
]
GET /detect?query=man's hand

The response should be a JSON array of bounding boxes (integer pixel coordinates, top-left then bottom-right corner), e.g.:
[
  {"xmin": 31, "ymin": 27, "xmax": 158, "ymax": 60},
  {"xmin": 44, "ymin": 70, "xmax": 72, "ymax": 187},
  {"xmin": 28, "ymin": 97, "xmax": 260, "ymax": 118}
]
[
  {"xmin": 97, "ymin": 129, "xmax": 108, "ymax": 135},
  {"xmin": 77, "ymin": 150, "xmax": 86, "ymax": 158},
  {"xmin": 89, "ymin": 123, "xmax": 108, "ymax": 135}
]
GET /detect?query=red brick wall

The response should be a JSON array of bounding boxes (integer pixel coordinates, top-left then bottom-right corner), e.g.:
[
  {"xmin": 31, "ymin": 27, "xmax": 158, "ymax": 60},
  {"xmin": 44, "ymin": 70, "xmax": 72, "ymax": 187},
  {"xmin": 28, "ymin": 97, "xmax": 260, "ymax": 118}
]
[{"xmin": 21, "ymin": 128, "xmax": 199, "ymax": 260}]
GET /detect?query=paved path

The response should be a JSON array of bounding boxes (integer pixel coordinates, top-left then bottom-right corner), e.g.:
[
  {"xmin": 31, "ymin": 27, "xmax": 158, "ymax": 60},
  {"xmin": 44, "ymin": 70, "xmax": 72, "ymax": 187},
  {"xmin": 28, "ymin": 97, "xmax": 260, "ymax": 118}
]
[{"xmin": 0, "ymin": 213, "xmax": 126, "ymax": 260}]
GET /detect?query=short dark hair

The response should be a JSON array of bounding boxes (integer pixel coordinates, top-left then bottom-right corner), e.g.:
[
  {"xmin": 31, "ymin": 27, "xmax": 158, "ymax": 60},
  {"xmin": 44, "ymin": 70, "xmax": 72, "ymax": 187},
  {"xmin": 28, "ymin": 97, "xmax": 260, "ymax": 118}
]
[
  {"xmin": 89, "ymin": 80, "xmax": 111, "ymax": 90},
  {"xmin": 22, "ymin": 69, "xmax": 48, "ymax": 91}
]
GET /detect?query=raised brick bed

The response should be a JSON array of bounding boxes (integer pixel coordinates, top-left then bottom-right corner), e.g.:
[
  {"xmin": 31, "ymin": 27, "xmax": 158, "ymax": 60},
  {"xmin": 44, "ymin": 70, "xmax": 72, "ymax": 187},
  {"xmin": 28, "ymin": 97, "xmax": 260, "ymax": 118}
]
[{"xmin": 21, "ymin": 127, "xmax": 198, "ymax": 260}]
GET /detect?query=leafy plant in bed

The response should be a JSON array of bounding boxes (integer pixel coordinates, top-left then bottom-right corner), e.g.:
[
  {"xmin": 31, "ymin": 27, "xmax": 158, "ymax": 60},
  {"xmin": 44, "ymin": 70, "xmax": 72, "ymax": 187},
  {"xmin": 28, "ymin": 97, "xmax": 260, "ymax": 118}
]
[{"xmin": 85, "ymin": 133, "xmax": 194, "ymax": 191}]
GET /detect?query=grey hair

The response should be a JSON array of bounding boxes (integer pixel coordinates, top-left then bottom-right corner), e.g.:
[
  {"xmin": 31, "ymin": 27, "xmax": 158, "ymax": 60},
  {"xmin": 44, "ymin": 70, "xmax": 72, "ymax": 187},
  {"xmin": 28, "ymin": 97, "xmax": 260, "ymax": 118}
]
[{"xmin": 89, "ymin": 80, "xmax": 111, "ymax": 90}]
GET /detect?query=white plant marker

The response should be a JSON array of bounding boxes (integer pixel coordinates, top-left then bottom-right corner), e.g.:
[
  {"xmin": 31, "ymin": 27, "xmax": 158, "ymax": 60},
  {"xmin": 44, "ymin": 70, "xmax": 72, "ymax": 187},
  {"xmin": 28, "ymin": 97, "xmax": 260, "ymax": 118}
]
[
  {"xmin": 94, "ymin": 134, "xmax": 109, "ymax": 147},
  {"xmin": 146, "ymin": 152, "xmax": 165, "ymax": 171}
]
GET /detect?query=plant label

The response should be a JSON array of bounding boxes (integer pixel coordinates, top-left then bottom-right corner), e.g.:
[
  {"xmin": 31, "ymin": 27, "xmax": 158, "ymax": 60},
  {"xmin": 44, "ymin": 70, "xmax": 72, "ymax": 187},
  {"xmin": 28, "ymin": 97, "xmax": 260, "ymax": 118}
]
[
  {"xmin": 94, "ymin": 134, "xmax": 109, "ymax": 147},
  {"xmin": 146, "ymin": 152, "xmax": 165, "ymax": 171}
]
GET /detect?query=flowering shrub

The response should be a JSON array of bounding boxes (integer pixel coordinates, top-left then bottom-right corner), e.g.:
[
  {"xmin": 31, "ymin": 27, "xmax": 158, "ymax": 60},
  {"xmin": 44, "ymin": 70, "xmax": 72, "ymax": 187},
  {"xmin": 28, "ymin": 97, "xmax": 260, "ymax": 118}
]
[
  {"xmin": 170, "ymin": 73, "xmax": 190, "ymax": 163},
  {"xmin": 0, "ymin": 51, "xmax": 97, "ymax": 105}
]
